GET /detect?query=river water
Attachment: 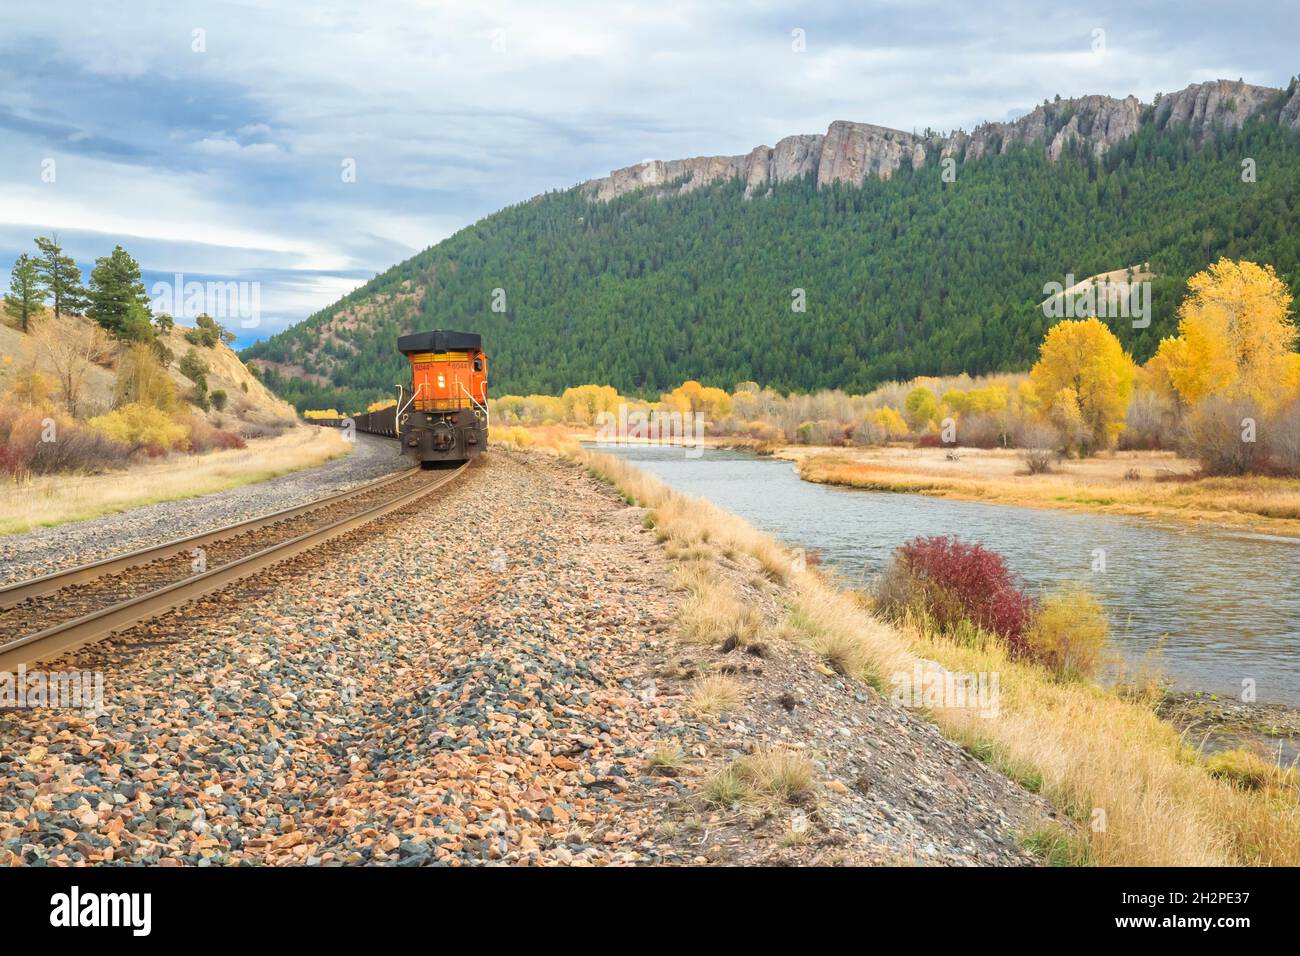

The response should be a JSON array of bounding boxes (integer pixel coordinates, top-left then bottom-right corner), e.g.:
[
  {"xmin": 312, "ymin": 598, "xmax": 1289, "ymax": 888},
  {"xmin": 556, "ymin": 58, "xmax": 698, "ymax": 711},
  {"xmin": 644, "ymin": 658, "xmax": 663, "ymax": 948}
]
[{"xmin": 595, "ymin": 444, "xmax": 1300, "ymax": 705}]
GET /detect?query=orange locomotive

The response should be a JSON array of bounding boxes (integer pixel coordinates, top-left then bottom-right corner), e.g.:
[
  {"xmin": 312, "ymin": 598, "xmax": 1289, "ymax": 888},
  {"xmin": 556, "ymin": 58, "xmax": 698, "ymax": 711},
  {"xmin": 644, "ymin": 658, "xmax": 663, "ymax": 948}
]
[{"xmin": 394, "ymin": 329, "xmax": 488, "ymax": 464}]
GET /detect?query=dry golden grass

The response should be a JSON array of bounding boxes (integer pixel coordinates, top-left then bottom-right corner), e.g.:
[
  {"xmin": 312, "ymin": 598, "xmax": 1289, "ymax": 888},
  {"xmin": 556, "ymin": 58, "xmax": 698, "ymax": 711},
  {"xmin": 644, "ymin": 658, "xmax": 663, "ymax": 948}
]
[
  {"xmin": 0, "ymin": 426, "xmax": 350, "ymax": 536},
  {"xmin": 646, "ymin": 741, "xmax": 685, "ymax": 772},
  {"xmin": 575, "ymin": 446, "xmax": 1300, "ymax": 866},
  {"xmin": 735, "ymin": 748, "xmax": 818, "ymax": 804},
  {"xmin": 1203, "ymin": 747, "xmax": 1299, "ymax": 795},
  {"xmin": 796, "ymin": 585, "xmax": 1300, "ymax": 865},
  {"xmin": 490, "ymin": 423, "xmax": 580, "ymax": 454},
  {"xmin": 702, "ymin": 748, "xmax": 818, "ymax": 809},
  {"xmin": 673, "ymin": 563, "xmax": 762, "ymax": 646},
  {"xmin": 796, "ymin": 450, "xmax": 1300, "ymax": 535},
  {"xmin": 690, "ymin": 674, "xmax": 743, "ymax": 714}
]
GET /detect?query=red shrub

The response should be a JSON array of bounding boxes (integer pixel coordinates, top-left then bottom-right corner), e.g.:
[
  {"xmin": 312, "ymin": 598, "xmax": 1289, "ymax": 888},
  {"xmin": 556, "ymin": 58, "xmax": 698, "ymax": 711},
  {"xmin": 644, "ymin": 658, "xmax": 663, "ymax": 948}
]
[
  {"xmin": 0, "ymin": 443, "xmax": 30, "ymax": 479},
  {"xmin": 895, "ymin": 535, "xmax": 1038, "ymax": 655},
  {"xmin": 187, "ymin": 418, "xmax": 248, "ymax": 453}
]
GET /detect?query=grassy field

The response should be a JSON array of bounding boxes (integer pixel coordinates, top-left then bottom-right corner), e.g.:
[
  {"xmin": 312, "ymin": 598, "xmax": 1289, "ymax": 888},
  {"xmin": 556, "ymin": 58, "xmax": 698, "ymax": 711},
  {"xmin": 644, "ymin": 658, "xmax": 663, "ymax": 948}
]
[
  {"xmin": 792, "ymin": 446, "xmax": 1300, "ymax": 537},
  {"xmin": 0, "ymin": 426, "xmax": 351, "ymax": 536},
  {"xmin": 538, "ymin": 433, "xmax": 1300, "ymax": 866}
]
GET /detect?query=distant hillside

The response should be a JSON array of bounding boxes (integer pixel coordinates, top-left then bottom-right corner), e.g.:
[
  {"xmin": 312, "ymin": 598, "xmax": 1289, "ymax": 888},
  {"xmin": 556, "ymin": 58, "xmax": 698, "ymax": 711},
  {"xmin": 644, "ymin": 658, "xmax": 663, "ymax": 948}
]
[
  {"xmin": 243, "ymin": 78, "xmax": 1300, "ymax": 409},
  {"xmin": 2, "ymin": 311, "xmax": 297, "ymax": 431}
]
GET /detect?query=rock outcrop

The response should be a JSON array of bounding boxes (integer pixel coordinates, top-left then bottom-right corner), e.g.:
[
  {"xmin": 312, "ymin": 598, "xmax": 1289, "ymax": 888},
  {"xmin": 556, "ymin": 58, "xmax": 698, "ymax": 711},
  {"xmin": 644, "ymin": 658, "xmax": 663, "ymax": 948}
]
[
  {"xmin": 581, "ymin": 77, "xmax": 1297, "ymax": 203},
  {"xmin": 964, "ymin": 94, "xmax": 1142, "ymax": 162},
  {"xmin": 1153, "ymin": 79, "xmax": 1279, "ymax": 141}
]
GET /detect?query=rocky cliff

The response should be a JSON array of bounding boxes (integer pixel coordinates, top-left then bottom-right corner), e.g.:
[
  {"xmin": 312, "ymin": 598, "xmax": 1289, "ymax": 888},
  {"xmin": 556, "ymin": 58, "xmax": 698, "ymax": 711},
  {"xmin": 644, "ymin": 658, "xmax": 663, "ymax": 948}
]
[{"xmin": 582, "ymin": 78, "xmax": 1300, "ymax": 202}]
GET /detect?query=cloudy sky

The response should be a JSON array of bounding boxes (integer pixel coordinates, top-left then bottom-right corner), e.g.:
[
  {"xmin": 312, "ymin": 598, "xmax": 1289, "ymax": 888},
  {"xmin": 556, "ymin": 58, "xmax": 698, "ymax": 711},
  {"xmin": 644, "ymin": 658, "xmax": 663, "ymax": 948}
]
[{"xmin": 1, "ymin": 0, "xmax": 1295, "ymax": 346}]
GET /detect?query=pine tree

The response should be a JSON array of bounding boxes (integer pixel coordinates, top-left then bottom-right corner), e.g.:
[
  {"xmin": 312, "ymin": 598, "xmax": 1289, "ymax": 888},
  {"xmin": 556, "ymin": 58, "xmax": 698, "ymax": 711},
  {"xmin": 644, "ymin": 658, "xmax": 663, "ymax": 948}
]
[
  {"xmin": 3, "ymin": 254, "xmax": 45, "ymax": 332},
  {"xmin": 33, "ymin": 235, "xmax": 88, "ymax": 319},
  {"xmin": 88, "ymin": 245, "xmax": 154, "ymax": 341}
]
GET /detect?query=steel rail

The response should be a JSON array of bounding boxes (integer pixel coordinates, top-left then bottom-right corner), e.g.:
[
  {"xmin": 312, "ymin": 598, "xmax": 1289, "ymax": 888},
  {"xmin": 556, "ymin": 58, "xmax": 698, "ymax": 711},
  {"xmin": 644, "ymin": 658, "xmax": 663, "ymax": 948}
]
[
  {"xmin": 0, "ymin": 462, "xmax": 469, "ymax": 671},
  {"xmin": 0, "ymin": 465, "xmax": 420, "ymax": 610}
]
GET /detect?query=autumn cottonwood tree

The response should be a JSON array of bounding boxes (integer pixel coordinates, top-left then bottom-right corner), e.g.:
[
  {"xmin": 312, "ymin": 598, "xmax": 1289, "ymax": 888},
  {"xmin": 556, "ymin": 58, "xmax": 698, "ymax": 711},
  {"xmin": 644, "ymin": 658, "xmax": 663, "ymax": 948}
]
[
  {"xmin": 1148, "ymin": 258, "xmax": 1299, "ymax": 413},
  {"xmin": 33, "ymin": 235, "xmax": 88, "ymax": 320},
  {"xmin": 903, "ymin": 386, "xmax": 938, "ymax": 432},
  {"xmin": 1029, "ymin": 317, "xmax": 1135, "ymax": 455},
  {"xmin": 4, "ymin": 254, "xmax": 44, "ymax": 332},
  {"xmin": 114, "ymin": 343, "xmax": 177, "ymax": 410},
  {"xmin": 660, "ymin": 380, "xmax": 732, "ymax": 419}
]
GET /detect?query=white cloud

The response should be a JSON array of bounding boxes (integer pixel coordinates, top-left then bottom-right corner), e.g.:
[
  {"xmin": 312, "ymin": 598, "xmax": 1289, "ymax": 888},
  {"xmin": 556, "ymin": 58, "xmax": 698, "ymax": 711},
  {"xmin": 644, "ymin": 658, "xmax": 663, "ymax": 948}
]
[{"xmin": 0, "ymin": 0, "xmax": 1294, "ymax": 338}]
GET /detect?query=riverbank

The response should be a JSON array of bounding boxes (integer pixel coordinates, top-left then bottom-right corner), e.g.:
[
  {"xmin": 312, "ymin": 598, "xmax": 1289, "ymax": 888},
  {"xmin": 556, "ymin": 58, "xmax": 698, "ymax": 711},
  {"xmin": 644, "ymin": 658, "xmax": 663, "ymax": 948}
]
[
  {"xmin": 546, "ymin": 437, "xmax": 1300, "ymax": 865},
  {"xmin": 791, "ymin": 446, "xmax": 1300, "ymax": 538},
  {"xmin": 0, "ymin": 426, "xmax": 352, "ymax": 537}
]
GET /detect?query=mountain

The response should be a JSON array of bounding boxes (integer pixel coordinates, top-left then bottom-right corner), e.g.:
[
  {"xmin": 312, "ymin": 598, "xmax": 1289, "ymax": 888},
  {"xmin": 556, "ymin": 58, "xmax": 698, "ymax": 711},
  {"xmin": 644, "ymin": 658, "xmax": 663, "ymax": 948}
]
[{"xmin": 243, "ymin": 78, "xmax": 1300, "ymax": 408}]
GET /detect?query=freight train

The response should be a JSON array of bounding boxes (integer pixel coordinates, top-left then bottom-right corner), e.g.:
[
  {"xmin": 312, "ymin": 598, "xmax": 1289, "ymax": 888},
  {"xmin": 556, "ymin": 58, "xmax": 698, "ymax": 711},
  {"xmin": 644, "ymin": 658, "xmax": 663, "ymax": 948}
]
[{"xmin": 317, "ymin": 330, "xmax": 488, "ymax": 465}]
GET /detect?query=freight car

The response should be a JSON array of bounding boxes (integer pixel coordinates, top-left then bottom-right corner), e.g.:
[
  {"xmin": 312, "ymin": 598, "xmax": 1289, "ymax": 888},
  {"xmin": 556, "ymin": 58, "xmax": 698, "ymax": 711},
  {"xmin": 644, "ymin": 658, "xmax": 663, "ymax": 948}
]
[{"xmin": 316, "ymin": 329, "xmax": 488, "ymax": 465}]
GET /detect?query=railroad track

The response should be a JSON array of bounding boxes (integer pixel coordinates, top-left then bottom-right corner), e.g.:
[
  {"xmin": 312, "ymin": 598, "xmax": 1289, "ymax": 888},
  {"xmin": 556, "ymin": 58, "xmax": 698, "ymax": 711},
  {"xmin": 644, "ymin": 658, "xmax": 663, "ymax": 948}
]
[{"xmin": 0, "ymin": 462, "xmax": 469, "ymax": 671}]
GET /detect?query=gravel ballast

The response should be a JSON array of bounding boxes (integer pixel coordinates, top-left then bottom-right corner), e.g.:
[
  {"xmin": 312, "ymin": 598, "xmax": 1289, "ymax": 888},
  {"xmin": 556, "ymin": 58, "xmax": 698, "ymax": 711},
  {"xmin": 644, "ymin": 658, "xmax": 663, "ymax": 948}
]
[{"xmin": 0, "ymin": 448, "xmax": 1053, "ymax": 866}]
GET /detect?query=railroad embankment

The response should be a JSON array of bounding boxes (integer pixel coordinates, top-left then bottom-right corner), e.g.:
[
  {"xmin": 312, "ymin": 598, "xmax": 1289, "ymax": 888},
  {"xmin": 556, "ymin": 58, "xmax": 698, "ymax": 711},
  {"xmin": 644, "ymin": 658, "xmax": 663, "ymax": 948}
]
[{"xmin": 0, "ymin": 447, "xmax": 1050, "ymax": 866}]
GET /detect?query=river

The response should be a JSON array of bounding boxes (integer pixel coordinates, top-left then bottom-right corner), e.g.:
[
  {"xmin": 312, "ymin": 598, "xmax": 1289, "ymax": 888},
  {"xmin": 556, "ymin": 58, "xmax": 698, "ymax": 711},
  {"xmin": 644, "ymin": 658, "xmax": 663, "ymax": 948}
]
[{"xmin": 594, "ymin": 444, "xmax": 1300, "ymax": 705}]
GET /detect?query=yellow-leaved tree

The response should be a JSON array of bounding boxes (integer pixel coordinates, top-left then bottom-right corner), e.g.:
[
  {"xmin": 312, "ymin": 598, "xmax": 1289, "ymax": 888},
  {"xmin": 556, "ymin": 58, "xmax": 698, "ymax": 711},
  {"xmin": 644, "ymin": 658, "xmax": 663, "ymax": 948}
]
[
  {"xmin": 1147, "ymin": 258, "xmax": 1297, "ymax": 412},
  {"xmin": 559, "ymin": 384, "xmax": 622, "ymax": 424},
  {"xmin": 660, "ymin": 381, "xmax": 732, "ymax": 419},
  {"xmin": 1029, "ymin": 317, "xmax": 1135, "ymax": 454}
]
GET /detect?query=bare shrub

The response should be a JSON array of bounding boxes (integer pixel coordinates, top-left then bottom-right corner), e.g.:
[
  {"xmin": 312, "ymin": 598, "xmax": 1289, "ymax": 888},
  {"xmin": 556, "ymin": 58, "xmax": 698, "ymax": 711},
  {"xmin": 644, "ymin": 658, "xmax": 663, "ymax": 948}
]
[
  {"xmin": 850, "ymin": 418, "xmax": 885, "ymax": 446},
  {"xmin": 0, "ymin": 407, "xmax": 131, "ymax": 479},
  {"xmin": 1118, "ymin": 389, "xmax": 1174, "ymax": 451},
  {"xmin": 30, "ymin": 317, "xmax": 114, "ymax": 417},
  {"xmin": 1267, "ymin": 400, "xmax": 1300, "ymax": 476},
  {"xmin": 238, "ymin": 420, "xmax": 293, "ymax": 440},
  {"xmin": 187, "ymin": 417, "xmax": 247, "ymax": 453},
  {"xmin": 1181, "ymin": 397, "xmax": 1265, "ymax": 476},
  {"xmin": 957, "ymin": 413, "xmax": 1002, "ymax": 449},
  {"xmin": 1016, "ymin": 421, "xmax": 1059, "ymax": 474}
]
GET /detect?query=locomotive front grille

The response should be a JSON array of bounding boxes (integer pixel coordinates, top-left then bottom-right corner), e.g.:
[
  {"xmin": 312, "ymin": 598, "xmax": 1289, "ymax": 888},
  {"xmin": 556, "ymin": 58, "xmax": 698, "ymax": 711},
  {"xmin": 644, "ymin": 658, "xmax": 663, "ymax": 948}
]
[
  {"xmin": 413, "ymin": 398, "xmax": 474, "ymax": 411},
  {"xmin": 407, "ymin": 351, "xmax": 473, "ymax": 364}
]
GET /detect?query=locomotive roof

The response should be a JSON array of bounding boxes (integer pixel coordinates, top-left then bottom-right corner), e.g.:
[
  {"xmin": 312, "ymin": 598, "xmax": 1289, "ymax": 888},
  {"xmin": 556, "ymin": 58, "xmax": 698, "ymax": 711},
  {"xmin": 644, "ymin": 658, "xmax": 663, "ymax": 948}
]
[{"xmin": 397, "ymin": 330, "xmax": 482, "ymax": 354}]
